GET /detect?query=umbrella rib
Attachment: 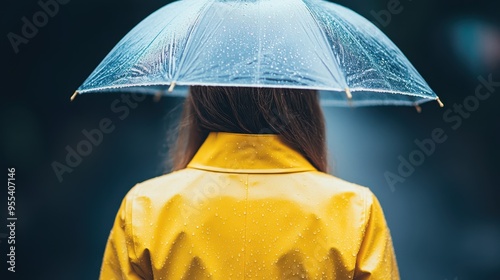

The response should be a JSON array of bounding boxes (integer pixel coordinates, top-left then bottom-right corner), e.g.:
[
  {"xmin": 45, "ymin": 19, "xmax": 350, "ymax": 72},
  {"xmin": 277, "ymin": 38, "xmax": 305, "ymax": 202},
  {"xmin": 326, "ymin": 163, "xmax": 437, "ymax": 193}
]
[
  {"xmin": 124, "ymin": 11, "xmax": 186, "ymax": 86},
  {"xmin": 323, "ymin": 6, "xmax": 396, "ymax": 93},
  {"xmin": 173, "ymin": 0, "xmax": 217, "ymax": 83},
  {"xmin": 300, "ymin": 1, "xmax": 348, "ymax": 89},
  {"xmin": 178, "ymin": 4, "xmax": 233, "ymax": 76}
]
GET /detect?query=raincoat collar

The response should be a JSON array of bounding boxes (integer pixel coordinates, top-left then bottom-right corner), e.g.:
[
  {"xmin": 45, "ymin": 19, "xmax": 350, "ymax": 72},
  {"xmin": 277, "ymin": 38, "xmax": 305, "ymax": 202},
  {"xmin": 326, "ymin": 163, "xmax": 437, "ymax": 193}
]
[{"xmin": 187, "ymin": 132, "xmax": 317, "ymax": 174}]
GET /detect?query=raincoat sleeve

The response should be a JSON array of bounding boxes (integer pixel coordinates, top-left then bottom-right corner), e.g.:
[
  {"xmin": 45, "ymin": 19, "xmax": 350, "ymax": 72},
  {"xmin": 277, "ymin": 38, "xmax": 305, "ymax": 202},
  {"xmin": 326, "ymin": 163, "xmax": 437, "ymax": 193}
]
[
  {"xmin": 99, "ymin": 189, "xmax": 149, "ymax": 280},
  {"xmin": 354, "ymin": 190, "xmax": 400, "ymax": 280}
]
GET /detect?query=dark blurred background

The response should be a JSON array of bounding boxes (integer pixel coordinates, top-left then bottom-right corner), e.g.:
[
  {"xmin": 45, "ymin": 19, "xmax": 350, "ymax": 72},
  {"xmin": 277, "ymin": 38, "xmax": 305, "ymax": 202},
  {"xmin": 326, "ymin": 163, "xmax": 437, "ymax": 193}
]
[{"xmin": 2, "ymin": 0, "xmax": 499, "ymax": 279}]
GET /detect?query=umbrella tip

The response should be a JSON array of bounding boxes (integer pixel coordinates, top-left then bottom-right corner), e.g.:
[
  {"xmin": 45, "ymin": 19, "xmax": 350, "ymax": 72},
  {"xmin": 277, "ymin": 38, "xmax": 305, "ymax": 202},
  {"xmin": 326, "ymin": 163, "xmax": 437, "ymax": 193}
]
[
  {"xmin": 436, "ymin": 98, "xmax": 444, "ymax": 108},
  {"xmin": 414, "ymin": 104, "xmax": 422, "ymax": 113},
  {"xmin": 345, "ymin": 87, "xmax": 354, "ymax": 107},
  {"xmin": 345, "ymin": 87, "xmax": 352, "ymax": 99},
  {"xmin": 168, "ymin": 82, "xmax": 176, "ymax": 93},
  {"xmin": 70, "ymin": 91, "xmax": 78, "ymax": 101}
]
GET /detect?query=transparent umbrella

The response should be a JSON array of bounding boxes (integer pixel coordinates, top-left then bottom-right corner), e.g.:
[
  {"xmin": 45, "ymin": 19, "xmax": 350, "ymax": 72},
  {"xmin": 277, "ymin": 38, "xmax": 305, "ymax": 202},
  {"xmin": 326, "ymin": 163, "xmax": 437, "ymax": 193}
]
[{"xmin": 73, "ymin": 0, "xmax": 443, "ymax": 108}]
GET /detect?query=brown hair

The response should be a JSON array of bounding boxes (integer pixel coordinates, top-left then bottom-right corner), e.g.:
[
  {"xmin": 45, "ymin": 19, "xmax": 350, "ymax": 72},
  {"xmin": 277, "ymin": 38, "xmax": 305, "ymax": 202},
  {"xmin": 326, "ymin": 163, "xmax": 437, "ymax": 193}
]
[{"xmin": 168, "ymin": 86, "xmax": 328, "ymax": 172}]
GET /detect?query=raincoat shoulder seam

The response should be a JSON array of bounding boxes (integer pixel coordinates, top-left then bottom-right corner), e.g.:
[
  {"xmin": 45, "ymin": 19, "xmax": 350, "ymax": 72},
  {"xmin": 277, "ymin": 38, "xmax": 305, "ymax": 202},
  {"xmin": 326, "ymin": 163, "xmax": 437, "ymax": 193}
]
[
  {"xmin": 125, "ymin": 185, "xmax": 142, "ymax": 274},
  {"xmin": 353, "ymin": 187, "xmax": 372, "ymax": 273}
]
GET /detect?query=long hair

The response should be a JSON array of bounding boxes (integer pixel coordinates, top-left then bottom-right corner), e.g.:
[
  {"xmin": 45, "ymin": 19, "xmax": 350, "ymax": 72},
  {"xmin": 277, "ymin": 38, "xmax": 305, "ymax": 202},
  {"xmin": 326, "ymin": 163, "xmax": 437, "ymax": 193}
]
[{"xmin": 168, "ymin": 86, "xmax": 328, "ymax": 173}]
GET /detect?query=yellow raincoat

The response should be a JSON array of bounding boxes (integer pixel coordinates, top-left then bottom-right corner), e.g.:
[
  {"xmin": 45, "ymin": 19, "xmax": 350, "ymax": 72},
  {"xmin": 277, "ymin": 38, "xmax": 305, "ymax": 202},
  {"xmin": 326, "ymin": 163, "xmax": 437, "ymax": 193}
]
[{"xmin": 100, "ymin": 132, "xmax": 399, "ymax": 279}]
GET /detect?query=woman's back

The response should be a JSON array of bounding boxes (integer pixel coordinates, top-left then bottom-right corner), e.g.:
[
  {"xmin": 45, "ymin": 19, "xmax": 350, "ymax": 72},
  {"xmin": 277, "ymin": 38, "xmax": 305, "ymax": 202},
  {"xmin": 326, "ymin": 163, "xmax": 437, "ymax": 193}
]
[{"xmin": 100, "ymin": 132, "xmax": 399, "ymax": 279}]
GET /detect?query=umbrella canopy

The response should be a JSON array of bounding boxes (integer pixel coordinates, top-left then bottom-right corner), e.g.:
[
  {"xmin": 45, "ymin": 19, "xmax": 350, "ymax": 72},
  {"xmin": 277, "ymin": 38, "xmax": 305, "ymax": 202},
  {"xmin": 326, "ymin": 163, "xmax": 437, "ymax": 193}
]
[{"xmin": 74, "ymin": 0, "xmax": 442, "ymax": 107}]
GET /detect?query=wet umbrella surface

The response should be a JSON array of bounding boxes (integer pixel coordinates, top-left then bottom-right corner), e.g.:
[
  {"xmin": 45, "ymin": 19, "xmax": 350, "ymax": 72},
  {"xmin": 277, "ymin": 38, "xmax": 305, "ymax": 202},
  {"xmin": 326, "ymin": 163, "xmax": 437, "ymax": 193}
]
[{"xmin": 75, "ymin": 0, "xmax": 442, "ymax": 107}]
